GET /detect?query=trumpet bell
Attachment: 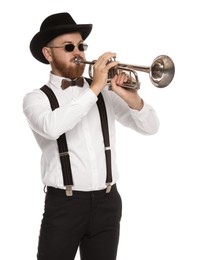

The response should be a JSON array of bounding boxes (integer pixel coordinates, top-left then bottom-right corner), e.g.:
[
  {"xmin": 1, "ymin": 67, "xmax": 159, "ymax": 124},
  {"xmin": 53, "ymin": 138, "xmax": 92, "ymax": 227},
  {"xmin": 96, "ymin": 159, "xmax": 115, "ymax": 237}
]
[{"xmin": 150, "ymin": 55, "xmax": 175, "ymax": 88}]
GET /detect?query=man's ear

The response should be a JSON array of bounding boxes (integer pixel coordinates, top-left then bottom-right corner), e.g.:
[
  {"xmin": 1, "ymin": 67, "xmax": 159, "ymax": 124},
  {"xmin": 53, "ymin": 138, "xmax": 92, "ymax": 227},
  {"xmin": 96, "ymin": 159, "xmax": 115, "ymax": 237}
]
[{"xmin": 42, "ymin": 47, "xmax": 52, "ymax": 63}]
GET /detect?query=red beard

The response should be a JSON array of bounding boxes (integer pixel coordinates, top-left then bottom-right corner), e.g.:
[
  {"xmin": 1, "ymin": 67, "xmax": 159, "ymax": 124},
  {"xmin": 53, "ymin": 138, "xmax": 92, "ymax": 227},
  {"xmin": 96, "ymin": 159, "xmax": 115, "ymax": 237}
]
[{"xmin": 52, "ymin": 57, "xmax": 85, "ymax": 79}]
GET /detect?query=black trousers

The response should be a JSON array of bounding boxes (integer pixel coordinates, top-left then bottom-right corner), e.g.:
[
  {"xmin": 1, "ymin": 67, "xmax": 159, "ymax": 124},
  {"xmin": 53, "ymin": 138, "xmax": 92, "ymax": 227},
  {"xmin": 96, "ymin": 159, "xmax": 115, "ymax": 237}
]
[{"xmin": 37, "ymin": 184, "xmax": 122, "ymax": 260}]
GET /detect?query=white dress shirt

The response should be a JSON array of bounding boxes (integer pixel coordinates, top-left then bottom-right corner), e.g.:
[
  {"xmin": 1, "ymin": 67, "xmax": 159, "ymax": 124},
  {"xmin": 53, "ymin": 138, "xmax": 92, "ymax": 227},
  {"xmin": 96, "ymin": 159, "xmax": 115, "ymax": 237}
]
[{"xmin": 23, "ymin": 73, "xmax": 159, "ymax": 191}]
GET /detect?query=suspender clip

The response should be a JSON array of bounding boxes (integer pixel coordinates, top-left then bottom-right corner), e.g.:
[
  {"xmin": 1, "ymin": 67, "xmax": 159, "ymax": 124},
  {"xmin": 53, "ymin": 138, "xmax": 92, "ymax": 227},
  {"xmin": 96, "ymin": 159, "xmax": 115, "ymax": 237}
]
[
  {"xmin": 106, "ymin": 183, "xmax": 112, "ymax": 193},
  {"xmin": 65, "ymin": 185, "xmax": 73, "ymax": 196}
]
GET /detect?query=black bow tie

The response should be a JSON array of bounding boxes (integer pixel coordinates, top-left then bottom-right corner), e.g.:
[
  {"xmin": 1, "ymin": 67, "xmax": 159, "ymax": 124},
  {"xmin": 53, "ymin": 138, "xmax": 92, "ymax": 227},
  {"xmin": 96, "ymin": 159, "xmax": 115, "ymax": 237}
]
[{"xmin": 61, "ymin": 77, "xmax": 84, "ymax": 90}]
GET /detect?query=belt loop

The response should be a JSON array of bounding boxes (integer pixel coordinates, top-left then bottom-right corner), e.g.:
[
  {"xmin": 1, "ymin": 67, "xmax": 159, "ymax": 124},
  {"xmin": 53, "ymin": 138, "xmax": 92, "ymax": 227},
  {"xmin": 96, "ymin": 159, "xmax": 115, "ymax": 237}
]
[
  {"xmin": 43, "ymin": 185, "xmax": 47, "ymax": 193},
  {"xmin": 106, "ymin": 183, "xmax": 112, "ymax": 193},
  {"xmin": 65, "ymin": 185, "xmax": 73, "ymax": 196}
]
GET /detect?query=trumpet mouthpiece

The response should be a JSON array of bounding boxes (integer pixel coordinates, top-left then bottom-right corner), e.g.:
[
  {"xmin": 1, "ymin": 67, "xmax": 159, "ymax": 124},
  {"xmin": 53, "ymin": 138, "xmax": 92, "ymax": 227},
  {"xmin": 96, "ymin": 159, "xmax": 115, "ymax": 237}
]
[{"xmin": 74, "ymin": 57, "xmax": 84, "ymax": 65}]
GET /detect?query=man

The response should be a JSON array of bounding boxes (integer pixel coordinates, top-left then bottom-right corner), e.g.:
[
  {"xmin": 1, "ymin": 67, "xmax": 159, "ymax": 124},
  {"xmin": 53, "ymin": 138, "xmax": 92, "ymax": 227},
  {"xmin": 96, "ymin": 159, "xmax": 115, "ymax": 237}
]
[{"xmin": 23, "ymin": 12, "xmax": 159, "ymax": 260}]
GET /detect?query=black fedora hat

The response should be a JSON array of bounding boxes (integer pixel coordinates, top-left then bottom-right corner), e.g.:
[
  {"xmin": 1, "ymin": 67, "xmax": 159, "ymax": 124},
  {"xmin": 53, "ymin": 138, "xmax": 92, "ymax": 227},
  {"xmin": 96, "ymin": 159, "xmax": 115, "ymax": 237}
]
[{"xmin": 30, "ymin": 12, "xmax": 93, "ymax": 64}]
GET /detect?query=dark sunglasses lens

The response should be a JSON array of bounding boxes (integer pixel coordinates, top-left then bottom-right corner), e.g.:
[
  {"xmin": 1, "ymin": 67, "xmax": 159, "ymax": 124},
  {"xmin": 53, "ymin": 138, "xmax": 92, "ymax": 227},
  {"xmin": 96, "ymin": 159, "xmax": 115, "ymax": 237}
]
[
  {"xmin": 78, "ymin": 44, "xmax": 88, "ymax": 51},
  {"xmin": 65, "ymin": 44, "xmax": 75, "ymax": 52},
  {"xmin": 64, "ymin": 44, "xmax": 88, "ymax": 52}
]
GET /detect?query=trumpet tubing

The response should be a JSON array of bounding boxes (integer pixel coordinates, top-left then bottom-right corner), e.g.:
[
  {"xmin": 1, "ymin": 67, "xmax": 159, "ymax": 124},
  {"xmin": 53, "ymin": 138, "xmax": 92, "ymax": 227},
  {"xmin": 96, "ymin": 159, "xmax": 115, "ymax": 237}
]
[{"xmin": 74, "ymin": 55, "xmax": 175, "ymax": 89}]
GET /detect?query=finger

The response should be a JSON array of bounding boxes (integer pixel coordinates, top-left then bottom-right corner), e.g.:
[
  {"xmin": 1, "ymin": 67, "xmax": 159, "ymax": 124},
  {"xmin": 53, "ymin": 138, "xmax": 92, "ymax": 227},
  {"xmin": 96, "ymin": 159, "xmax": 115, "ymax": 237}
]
[
  {"xmin": 97, "ymin": 52, "xmax": 117, "ymax": 67},
  {"xmin": 116, "ymin": 72, "xmax": 128, "ymax": 85}
]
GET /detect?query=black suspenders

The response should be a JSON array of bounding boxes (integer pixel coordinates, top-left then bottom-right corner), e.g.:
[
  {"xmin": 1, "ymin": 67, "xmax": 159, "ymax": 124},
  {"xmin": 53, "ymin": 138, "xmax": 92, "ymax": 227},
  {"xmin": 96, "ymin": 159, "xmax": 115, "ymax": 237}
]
[
  {"xmin": 96, "ymin": 91, "xmax": 112, "ymax": 193},
  {"xmin": 40, "ymin": 81, "xmax": 112, "ymax": 196},
  {"xmin": 40, "ymin": 85, "xmax": 73, "ymax": 195}
]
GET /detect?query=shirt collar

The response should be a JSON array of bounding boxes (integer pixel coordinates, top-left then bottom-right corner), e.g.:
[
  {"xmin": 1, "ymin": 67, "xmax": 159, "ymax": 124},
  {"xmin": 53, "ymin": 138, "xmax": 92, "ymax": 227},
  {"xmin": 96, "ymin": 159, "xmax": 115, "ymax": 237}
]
[
  {"xmin": 48, "ymin": 73, "xmax": 66, "ymax": 90},
  {"xmin": 48, "ymin": 72, "xmax": 86, "ymax": 90}
]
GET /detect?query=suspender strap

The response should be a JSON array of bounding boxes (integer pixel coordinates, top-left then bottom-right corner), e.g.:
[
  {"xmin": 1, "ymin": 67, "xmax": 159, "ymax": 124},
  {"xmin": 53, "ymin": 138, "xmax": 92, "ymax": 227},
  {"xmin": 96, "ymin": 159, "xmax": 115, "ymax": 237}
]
[
  {"xmin": 40, "ymin": 85, "xmax": 73, "ymax": 196},
  {"xmin": 97, "ymin": 93, "xmax": 113, "ymax": 192},
  {"xmin": 85, "ymin": 78, "xmax": 113, "ymax": 192}
]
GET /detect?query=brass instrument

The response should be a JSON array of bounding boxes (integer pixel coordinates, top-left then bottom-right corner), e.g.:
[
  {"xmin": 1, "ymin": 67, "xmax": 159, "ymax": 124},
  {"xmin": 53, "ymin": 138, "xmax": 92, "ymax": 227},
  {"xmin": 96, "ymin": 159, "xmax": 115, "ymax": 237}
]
[{"xmin": 74, "ymin": 55, "xmax": 175, "ymax": 89}]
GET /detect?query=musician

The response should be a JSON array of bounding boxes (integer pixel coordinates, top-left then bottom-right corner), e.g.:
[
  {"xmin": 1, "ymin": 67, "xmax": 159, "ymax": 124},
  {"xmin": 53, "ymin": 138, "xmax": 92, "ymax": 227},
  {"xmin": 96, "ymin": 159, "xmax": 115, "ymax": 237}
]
[{"xmin": 23, "ymin": 12, "xmax": 159, "ymax": 260}]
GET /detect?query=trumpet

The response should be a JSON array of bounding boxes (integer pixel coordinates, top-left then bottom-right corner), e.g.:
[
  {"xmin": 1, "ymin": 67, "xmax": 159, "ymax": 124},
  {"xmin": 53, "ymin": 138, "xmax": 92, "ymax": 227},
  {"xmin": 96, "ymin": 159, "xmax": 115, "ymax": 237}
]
[{"xmin": 74, "ymin": 55, "xmax": 175, "ymax": 89}]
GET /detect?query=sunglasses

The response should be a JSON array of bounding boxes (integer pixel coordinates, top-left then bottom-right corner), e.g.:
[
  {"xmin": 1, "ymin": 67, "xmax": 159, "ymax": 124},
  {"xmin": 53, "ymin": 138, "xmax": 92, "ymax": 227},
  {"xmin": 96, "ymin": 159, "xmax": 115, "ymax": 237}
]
[{"xmin": 48, "ymin": 43, "xmax": 88, "ymax": 52}]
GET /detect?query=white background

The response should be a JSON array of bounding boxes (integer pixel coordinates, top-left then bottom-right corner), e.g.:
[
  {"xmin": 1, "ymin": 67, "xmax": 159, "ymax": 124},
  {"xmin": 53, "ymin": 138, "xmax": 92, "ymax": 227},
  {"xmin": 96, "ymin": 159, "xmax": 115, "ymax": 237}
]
[{"xmin": 1, "ymin": 0, "xmax": 197, "ymax": 259}]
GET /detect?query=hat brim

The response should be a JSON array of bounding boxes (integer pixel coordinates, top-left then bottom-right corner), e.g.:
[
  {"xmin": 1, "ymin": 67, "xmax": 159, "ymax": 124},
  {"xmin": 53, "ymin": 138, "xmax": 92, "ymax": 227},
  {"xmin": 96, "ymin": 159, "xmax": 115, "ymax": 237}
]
[{"xmin": 30, "ymin": 24, "xmax": 92, "ymax": 64}]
